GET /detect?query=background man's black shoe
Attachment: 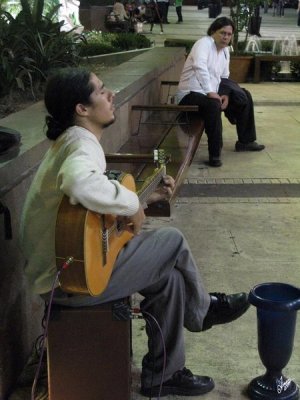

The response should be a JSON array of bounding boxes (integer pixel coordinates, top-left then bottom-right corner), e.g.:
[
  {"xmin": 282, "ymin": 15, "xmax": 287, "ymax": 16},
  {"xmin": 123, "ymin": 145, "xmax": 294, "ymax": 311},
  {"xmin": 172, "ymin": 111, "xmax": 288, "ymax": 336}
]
[
  {"xmin": 235, "ymin": 141, "xmax": 265, "ymax": 152},
  {"xmin": 205, "ymin": 157, "xmax": 222, "ymax": 167},
  {"xmin": 202, "ymin": 292, "xmax": 250, "ymax": 331},
  {"xmin": 141, "ymin": 367, "xmax": 214, "ymax": 397}
]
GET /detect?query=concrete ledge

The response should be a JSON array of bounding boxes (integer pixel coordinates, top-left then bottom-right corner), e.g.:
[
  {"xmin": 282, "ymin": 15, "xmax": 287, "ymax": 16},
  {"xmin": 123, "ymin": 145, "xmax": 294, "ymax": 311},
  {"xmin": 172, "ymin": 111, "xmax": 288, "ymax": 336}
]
[
  {"xmin": 85, "ymin": 47, "xmax": 152, "ymax": 66},
  {"xmin": 0, "ymin": 47, "xmax": 185, "ymax": 193}
]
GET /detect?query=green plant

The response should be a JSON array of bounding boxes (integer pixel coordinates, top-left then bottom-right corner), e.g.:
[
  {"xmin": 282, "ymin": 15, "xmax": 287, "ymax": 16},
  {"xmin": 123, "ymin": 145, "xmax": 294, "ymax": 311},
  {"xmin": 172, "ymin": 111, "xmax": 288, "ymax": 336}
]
[
  {"xmin": 78, "ymin": 31, "xmax": 152, "ymax": 57},
  {"xmin": 164, "ymin": 38, "xmax": 195, "ymax": 53},
  {"xmin": 0, "ymin": 0, "xmax": 83, "ymax": 98},
  {"xmin": 78, "ymin": 31, "xmax": 117, "ymax": 56},
  {"xmin": 229, "ymin": 0, "xmax": 261, "ymax": 54},
  {"xmin": 1, "ymin": 0, "xmax": 60, "ymax": 17},
  {"xmin": 111, "ymin": 33, "xmax": 151, "ymax": 51},
  {"xmin": 260, "ymin": 40, "xmax": 273, "ymax": 53}
]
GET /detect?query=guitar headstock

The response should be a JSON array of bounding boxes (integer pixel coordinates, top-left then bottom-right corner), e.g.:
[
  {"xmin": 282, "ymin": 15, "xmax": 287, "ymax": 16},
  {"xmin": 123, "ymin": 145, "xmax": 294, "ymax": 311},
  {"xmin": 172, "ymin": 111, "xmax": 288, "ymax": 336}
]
[{"xmin": 153, "ymin": 149, "xmax": 170, "ymax": 168}]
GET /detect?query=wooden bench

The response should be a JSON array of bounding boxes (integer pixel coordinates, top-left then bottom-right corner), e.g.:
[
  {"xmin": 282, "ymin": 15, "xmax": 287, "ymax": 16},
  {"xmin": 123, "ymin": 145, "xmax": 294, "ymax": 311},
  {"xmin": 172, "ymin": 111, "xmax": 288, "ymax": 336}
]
[
  {"xmin": 131, "ymin": 104, "xmax": 199, "ymax": 135},
  {"xmin": 107, "ymin": 102, "xmax": 204, "ymax": 216},
  {"xmin": 253, "ymin": 54, "xmax": 300, "ymax": 83},
  {"xmin": 160, "ymin": 80, "xmax": 181, "ymax": 104}
]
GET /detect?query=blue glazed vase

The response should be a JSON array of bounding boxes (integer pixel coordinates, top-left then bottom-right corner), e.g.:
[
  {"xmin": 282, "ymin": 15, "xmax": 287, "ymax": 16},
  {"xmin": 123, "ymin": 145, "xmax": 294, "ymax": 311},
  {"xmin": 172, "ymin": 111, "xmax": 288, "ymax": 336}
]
[{"xmin": 248, "ymin": 282, "xmax": 300, "ymax": 400}]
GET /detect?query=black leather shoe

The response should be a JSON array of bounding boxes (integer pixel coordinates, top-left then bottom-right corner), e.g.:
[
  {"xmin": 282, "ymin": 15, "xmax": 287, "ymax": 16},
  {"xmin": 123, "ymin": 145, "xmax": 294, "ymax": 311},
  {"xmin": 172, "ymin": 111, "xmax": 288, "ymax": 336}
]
[
  {"xmin": 202, "ymin": 292, "xmax": 250, "ymax": 331},
  {"xmin": 141, "ymin": 367, "xmax": 214, "ymax": 397},
  {"xmin": 205, "ymin": 157, "xmax": 222, "ymax": 167},
  {"xmin": 235, "ymin": 141, "xmax": 265, "ymax": 152}
]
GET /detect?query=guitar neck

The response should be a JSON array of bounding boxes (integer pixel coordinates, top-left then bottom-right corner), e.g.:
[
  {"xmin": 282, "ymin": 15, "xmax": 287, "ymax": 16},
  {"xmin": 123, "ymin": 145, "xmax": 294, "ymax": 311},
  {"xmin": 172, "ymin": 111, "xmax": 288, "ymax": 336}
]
[{"xmin": 137, "ymin": 165, "xmax": 166, "ymax": 205}]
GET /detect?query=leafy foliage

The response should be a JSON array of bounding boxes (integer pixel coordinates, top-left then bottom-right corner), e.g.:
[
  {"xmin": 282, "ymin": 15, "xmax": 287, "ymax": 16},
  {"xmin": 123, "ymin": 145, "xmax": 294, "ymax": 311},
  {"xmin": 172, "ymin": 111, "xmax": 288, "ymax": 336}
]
[
  {"xmin": 0, "ymin": 0, "xmax": 83, "ymax": 98},
  {"xmin": 78, "ymin": 30, "xmax": 152, "ymax": 57},
  {"xmin": 229, "ymin": 0, "xmax": 261, "ymax": 53},
  {"xmin": 111, "ymin": 33, "xmax": 152, "ymax": 51},
  {"xmin": 78, "ymin": 31, "xmax": 117, "ymax": 56},
  {"xmin": 164, "ymin": 38, "xmax": 195, "ymax": 53}
]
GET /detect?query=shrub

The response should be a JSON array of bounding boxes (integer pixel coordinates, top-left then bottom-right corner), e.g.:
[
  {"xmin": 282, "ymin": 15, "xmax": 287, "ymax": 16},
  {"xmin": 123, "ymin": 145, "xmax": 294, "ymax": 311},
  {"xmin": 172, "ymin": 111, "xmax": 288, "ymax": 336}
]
[
  {"xmin": 164, "ymin": 38, "xmax": 195, "ymax": 53},
  {"xmin": 260, "ymin": 40, "xmax": 273, "ymax": 53},
  {"xmin": 78, "ymin": 31, "xmax": 117, "ymax": 56},
  {"xmin": 79, "ymin": 31, "xmax": 152, "ymax": 57},
  {"xmin": 111, "ymin": 33, "xmax": 151, "ymax": 51},
  {"xmin": 0, "ymin": 0, "xmax": 83, "ymax": 98}
]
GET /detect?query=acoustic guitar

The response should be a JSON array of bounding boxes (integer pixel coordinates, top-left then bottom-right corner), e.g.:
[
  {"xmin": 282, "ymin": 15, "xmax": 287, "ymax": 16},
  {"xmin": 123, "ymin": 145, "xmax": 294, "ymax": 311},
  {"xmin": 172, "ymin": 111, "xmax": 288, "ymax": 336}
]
[{"xmin": 55, "ymin": 151, "xmax": 166, "ymax": 296}]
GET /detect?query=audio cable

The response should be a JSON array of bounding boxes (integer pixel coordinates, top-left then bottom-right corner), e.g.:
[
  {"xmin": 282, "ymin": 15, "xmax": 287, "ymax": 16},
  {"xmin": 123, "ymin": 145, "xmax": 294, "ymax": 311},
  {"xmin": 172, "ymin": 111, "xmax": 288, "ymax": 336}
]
[{"xmin": 31, "ymin": 257, "xmax": 74, "ymax": 400}]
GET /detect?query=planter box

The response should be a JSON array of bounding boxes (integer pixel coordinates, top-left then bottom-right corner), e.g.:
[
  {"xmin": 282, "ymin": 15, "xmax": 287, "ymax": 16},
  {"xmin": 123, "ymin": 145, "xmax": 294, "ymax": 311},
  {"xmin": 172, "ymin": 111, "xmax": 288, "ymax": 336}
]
[
  {"xmin": 230, "ymin": 55, "xmax": 254, "ymax": 83},
  {"xmin": 84, "ymin": 47, "xmax": 152, "ymax": 67}
]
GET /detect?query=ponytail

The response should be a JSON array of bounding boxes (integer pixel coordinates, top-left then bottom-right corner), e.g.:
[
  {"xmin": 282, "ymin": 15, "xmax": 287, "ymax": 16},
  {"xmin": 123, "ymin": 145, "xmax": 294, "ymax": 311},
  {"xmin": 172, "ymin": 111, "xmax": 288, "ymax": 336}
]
[{"xmin": 44, "ymin": 68, "xmax": 93, "ymax": 141}]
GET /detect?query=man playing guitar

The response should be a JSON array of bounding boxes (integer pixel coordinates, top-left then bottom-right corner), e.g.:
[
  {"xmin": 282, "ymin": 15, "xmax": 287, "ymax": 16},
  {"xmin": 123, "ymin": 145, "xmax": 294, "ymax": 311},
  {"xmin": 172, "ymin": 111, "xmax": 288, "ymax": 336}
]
[{"xmin": 21, "ymin": 67, "xmax": 249, "ymax": 397}]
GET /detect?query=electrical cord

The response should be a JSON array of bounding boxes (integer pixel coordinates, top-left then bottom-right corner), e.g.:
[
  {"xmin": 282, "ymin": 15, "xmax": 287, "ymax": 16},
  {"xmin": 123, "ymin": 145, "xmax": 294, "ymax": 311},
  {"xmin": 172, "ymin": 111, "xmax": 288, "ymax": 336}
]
[
  {"xmin": 131, "ymin": 308, "xmax": 167, "ymax": 400},
  {"xmin": 31, "ymin": 257, "xmax": 73, "ymax": 400},
  {"xmin": 144, "ymin": 317, "xmax": 157, "ymax": 400}
]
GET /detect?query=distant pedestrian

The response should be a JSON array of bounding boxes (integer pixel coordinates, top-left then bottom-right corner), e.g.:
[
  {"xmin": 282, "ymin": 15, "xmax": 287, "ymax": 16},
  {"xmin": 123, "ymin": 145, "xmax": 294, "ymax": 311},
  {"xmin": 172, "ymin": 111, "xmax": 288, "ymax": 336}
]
[
  {"xmin": 249, "ymin": 5, "xmax": 262, "ymax": 36},
  {"xmin": 156, "ymin": 0, "xmax": 169, "ymax": 23},
  {"xmin": 278, "ymin": 0, "xmax": 284, "ymax": 16},
  {"xmin": 175, "ymin": 0, "xmax": 183, "ymax": 23},
  {"xmin": 166, "ymin": 0, "xmax": 170, "ymax": 22},
  {"xmin": 208, "ymin": 0, "xmax": 221, "ymax": 18},
  {"xmin": 297, "ymin": 0, "xmax": 300, "ymax": 26},
  {"xmin": 144, "ymin": 0, "xmax": 164, "ymax": 33},
  {"xmin": 272, "ymin": 0, "xmax": 278, "ymax": 16}
]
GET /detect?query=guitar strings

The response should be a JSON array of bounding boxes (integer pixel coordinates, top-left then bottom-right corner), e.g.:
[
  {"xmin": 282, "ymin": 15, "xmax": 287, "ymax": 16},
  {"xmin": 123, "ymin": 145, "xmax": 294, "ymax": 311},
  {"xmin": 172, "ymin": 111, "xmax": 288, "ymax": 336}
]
[{"xmin": 103, "ymin": 166, "xmax": 166, "ymax": 242}]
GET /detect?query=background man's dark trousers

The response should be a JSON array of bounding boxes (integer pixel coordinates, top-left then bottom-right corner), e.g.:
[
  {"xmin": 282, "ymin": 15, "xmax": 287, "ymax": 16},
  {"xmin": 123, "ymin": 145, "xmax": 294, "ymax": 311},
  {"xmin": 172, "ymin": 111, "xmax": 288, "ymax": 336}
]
[{"xmin": 179, "ymin": 84, "xmax": 256, "ymax": 159}]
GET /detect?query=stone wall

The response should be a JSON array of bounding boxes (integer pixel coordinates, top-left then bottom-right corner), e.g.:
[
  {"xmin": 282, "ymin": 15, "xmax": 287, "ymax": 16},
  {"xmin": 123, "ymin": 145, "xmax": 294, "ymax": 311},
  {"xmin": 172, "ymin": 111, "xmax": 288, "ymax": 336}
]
[{"xmin": 0, "ymin": 46, "xmax": 185, "ymax": 399}]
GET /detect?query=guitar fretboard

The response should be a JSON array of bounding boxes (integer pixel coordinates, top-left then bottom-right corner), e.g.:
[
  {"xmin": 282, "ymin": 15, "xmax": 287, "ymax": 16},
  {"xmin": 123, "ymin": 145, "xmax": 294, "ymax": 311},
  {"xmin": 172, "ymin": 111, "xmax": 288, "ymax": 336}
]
[{"xmin": 138, "ymin": 165, "xmax": 166, "ymax": 205}]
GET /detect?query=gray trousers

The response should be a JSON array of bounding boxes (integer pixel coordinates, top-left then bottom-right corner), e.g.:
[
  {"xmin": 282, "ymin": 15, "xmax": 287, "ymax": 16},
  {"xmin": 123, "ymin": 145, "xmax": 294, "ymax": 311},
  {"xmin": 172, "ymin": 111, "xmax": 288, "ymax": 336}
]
[{"xmin": 45, "ymin": 227, "xmax": 210, "ymax": 387}]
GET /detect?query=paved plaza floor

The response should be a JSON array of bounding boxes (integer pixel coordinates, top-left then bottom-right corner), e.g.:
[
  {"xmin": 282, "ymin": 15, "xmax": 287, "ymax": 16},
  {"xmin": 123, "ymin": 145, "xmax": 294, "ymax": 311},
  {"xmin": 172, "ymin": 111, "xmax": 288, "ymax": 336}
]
[
  {"xmin": 145, "ymin": 5, "xmax": 300, "ymax": 45},
  {"xmin": 130, "ymin": 7, "xmax": 300, "ymax": 400},
  {"xmin": 130, "ymin": 80, "xmax": 300, "ymax": 399}
]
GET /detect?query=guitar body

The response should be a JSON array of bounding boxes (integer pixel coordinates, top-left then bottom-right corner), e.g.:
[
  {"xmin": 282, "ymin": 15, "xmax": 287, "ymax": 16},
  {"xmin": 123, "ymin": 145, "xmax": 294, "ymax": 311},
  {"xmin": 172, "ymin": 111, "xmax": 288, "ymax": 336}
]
[{"xmin": 55, "ymin": 172, "xmax": 136, "ymax": 296}]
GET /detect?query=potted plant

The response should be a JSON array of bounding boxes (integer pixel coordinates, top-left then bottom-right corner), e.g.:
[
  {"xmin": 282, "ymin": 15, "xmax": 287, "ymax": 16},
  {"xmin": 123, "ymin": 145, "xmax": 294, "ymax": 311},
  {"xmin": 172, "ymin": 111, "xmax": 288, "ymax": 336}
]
[{"xmin": 229, "ymin": 0, "xmax": 261, "ymax": 82}]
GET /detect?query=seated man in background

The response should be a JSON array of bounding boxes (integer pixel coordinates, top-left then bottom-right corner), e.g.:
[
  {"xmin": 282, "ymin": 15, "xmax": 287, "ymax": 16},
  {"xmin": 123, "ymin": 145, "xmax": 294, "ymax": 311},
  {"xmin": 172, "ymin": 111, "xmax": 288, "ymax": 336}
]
[
  {"xmin": 176, "ymin": 17, "xmax": 265, "ymax": 167},
  {"xmin": 113, "ymin": 0, "xmax": 129, "ymax": 20},
  {"xmin": 107, "ymin": 1, "xmax": 131, "ymax": 32},
  {"xmin": 21, "ymin": 67, "xmax": 250, "ymax": 397}
]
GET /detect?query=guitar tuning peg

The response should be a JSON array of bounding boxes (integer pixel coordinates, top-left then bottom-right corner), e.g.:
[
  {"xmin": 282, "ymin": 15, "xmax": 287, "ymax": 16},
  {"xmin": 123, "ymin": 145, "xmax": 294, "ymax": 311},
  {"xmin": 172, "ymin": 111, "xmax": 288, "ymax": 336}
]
[{"xmin": 158, "ymin": 149, "xmax": 165, "ymax": 165}]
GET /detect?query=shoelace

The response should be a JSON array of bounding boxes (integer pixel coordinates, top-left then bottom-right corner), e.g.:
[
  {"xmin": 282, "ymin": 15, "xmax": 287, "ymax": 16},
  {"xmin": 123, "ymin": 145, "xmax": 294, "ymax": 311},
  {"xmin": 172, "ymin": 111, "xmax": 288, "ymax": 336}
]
[
  {"xmin": 172, "ymin": 367, "xmax": 194, "ymax": 381},
  {"xmin": 209, "ymin": 292, "xmax": 229, "ymax": 310}
]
